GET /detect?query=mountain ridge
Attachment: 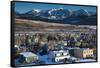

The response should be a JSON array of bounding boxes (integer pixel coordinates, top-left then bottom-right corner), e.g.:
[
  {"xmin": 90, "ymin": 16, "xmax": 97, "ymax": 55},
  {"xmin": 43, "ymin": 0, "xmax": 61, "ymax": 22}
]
[{"xmin": 15, "ymin": 8, "xmax": 97, "ymax": 25}]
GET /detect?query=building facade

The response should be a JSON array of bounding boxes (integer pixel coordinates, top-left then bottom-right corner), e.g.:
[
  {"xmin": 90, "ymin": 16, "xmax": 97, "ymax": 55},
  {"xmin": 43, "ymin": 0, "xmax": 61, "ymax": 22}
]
[
  {"xmin": 19, "ymin": 52, "xmax": 38, "ymax": 63},
  {"xmin": 48, "ymin": 50, "xmax": 70, "ymax": 62},
  {"xmin": 74, "ymin": 48, "xmax": 94, "ymax": 58}
]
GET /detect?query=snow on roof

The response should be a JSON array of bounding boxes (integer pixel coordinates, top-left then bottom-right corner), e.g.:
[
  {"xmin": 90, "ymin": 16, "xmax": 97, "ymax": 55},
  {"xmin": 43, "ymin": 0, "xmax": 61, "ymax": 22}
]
[
  {"xmin": 51, "ymin": 50, "xmax": 68, "ymax": 54},
  {"xmin": 76, "ymin": 48, "xmax": 93, "ymax": 51},
  {"xmin": 20, "ymin": 52, "xmax": 37, "ymax": 57}
]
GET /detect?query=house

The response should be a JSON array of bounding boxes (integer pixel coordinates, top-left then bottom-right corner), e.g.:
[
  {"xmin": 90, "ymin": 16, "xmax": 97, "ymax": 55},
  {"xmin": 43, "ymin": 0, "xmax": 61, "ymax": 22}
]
[
  {"xmin": 15, "ymin": 33, "xmax": 26, "ymax": 46},
  {"xmin": 15, "ymin": 44, "xmax": 28, "ymax": 53},
  {"xmin": 62, "ymin": 40, "xmax": 68, "ymax": 46},
  {"xmin": 58, "ymin": 40, "xmax": 68, "ymax": 46},
  {"xmin": 74, "ymin": 48, "xmax": 94, "ymax": 58},
  {"xmin": 34, "ymin": 36, "xmax": 39, "ymax": 43},
  {"xmin": 48, "ymin": 50, "xmax": 70, "ymax": 62},
  {"xmin": 18, "ymin": 52, "xmax": 38, "ymax": 63}
]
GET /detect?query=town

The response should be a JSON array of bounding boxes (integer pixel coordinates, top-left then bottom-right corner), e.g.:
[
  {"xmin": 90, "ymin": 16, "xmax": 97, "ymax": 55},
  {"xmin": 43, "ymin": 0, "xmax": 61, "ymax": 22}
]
[{"xmin": 14, "ymin": 31, "xmax": 97, "ymax": 66}]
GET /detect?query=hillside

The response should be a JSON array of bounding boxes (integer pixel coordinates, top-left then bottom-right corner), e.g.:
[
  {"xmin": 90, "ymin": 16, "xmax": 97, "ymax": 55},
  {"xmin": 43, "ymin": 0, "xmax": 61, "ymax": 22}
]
[{"xmin": 15, "ymin": 19, "xmax": 96, "ymax": 32}]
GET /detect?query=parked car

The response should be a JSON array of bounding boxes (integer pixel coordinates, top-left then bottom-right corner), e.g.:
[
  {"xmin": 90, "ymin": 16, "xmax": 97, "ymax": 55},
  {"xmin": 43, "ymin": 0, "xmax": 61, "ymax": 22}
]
[{"xmin": 67, "ymin": 57, "xmax": 79, "ymax": 63}]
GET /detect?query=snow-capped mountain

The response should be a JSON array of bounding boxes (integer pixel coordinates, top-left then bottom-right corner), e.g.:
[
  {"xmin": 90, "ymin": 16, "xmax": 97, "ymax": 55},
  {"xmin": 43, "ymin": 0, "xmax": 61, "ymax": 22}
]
[
  {"xmin": 26, "ymin": 9, "xmax": 41, "ymax": 16},
  {"xmin": 46, "ymin": 8, "xmax": 72, "ymax": 20},
  {"xmin": 15, "ymin": 8, "xmax": 97, "ymax": 25},
  {"xmin": 75, "ymin": 9, "xmax": 90, "ymax": 16},
  {"xmin": 23, "ymin": 8, "xmax": 73, "ymax": 20}
]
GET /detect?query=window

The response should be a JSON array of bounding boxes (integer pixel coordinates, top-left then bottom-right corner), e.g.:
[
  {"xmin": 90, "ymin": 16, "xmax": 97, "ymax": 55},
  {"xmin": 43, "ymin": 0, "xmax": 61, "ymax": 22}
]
[
  {"xmin": 61, "ymin": 53, "xmax": 63, "ymax": 56},
  {"xmin": 55, "ymin": 53, "xmax": 61, "ymax": 57},
  {"xmin": 63, "ymin": 52, "xmax": 67, "ymax": 56},
  {"xmin": 91, "ymin": 51, "xmax": 93, "ymax": 53},
  {"xmin": 90, "ymin": 54, "xmax": 93, "ymax": 57},
  {"xmin": 55, "ymin": 54, "xmax": 56, "ymax": 57}
]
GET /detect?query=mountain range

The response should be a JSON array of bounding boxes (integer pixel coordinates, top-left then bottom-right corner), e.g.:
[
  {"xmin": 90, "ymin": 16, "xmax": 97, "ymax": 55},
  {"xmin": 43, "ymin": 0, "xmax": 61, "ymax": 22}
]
[{"xmin": 15, "ymin": 8, "xmax": 97, "ymax": 25}]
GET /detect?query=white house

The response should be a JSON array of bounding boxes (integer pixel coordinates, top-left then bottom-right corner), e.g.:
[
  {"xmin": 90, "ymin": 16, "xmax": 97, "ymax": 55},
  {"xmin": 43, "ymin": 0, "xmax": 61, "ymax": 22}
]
[
  {"xmin": 62, "ymin": 40, "xmax": 68, "ymax": 46},
  {"xmin": 48, "ymin": 50, "xmax": 70, "ymax": 62},
  {"xmin": 19, "ymin": 52, "xmax": 38, "ymax": 63},
  {"xmin": 34, "ymin": 36, "xmax": 39, "ymax": 43}
]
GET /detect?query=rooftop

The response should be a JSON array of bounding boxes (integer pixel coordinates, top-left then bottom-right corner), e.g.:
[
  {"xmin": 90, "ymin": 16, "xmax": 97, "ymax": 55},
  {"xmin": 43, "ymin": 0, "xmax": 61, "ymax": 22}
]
[
  {"xmin": 20, "ymin": 52, "xmax": 37, "ymax": 57},
  {"xmin": 76, "ymin": 48, "xmax": 93, "ymax": 50},
  {"xmin": 51, "ymin": 50, "xmax": 69, "ymax": 54}
]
